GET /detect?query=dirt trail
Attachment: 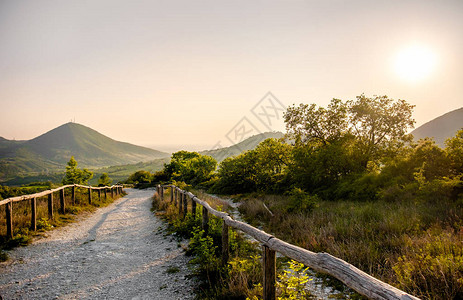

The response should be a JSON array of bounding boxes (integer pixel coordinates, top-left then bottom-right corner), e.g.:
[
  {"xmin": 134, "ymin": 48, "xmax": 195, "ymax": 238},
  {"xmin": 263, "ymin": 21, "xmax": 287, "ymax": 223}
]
[{"xmin": 0, "ymin": 188, "xmax": 194, "ymax": 300}]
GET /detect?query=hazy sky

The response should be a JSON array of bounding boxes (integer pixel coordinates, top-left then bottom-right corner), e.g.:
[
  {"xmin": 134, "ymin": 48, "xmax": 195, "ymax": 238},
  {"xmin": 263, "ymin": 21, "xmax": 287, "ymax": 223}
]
[{"xmin": 1, "ymin": 0, "xmax": 462, "ymax": 152}]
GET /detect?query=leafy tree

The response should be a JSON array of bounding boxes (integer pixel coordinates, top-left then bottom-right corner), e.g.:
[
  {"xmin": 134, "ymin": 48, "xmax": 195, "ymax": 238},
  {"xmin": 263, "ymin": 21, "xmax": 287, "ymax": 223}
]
[
  {"xmin": 348, "ymin": 94, "xmax": 415, "ymax": 166},
  {"xmin": 285, "ymin": 98, "xmax": 348, "ymax": 145},
  {"xmin": 164, "ymin": 151, "xmax": 216, "ymax": 185},
  {"xmin": 127, "ymin": 170, "xmax": 152, "ymax": 184},
  {"xmin": 285, "ymin": 95, "xmax": 415, "ymax": 170},
  {"xmin": 164, "ymin": 151, "xmax": 201, "ymax": 180},
  {"xmin": 98, "ymin": 173, "xmax": 112, "ymax": 186},
  {"xmin": 62, "ymin": 156, "xmax": 93, "ymax": 185},
  {"xmin": 445, "ymin": 129, "xmax": 463, "ymax": 175},
  {"xmin": 212, "ymin": 139, "xmax": 291, "ymax": 193},
  {"xmin": 213, "ymin": 152, "xmax": 259, "ymax": 194}
]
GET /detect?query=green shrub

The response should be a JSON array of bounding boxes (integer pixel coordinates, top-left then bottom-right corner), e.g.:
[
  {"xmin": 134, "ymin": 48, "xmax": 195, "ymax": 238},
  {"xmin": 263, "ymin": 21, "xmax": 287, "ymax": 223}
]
[
  {"xmin": 277, "ymin": 260, "xmax": 312, "ymax": 299},
  {"xmin": 286, "ymin": 188, "xmax": 318, "ymax": 213},
  {"xmin": 37, "ymin": 218, "xmax": 53, "ymax": 231}
]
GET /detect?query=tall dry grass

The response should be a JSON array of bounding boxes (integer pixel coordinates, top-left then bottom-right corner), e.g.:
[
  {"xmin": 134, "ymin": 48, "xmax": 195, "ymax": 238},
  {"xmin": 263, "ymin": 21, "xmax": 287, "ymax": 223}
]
[{"xmin": 238, "ymin": 194, "xmax": 463, "ymax": 299}]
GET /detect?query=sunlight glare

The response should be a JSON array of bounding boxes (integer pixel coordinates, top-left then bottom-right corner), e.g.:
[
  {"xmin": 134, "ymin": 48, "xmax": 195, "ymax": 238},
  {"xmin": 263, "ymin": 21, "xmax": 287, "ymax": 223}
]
[{"xmin": 394, "ymin": 45, "xmax": 437, "ymax": 82}]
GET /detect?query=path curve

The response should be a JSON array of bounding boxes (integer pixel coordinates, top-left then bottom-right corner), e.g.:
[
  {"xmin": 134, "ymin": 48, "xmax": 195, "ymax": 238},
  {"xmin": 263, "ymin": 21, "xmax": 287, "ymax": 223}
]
[{"xmin": 0, "ymin": 188, "xmax": 194, "ymax": 300}]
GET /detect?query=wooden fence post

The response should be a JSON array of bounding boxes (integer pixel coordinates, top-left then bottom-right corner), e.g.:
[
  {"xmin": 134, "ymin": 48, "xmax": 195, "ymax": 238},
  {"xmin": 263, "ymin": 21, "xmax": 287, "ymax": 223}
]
[
  {"xmin": 192, "ymin": 197, "xmax": 197, "ymax": 217},
  {"xmin": 222, "ymin": 220, "xmax": 229, "ymax": 265},
  {"xmin": 170, "ymin": 186, "xmax": 174, "ymax": 203},
  {"xmin": 179, "ymin": 191, "xmax": 183, "ymax": 215},
  {"xmin": 48, "ymin": 193, "xmax": 54, "ymax": 220},
  {"xmin": 98, "ymin": 189, "xmax": 101, "ymax": 201},
  {"xmin": 104, "ymin": 188, "xmax": 107, "ymax": 200},
  {"xmin": 263, "ymin": 245, "xmax": 276, "ymax": 300},
  {"xmin": 59, "ymin": 188, "xmax": 65, "ymax": 214},
  {"xmin": 160, "ymin": 186, "xmax": 164, "ymax": 199},
  {"xmin": 30, "ymin": 197, "xmax": 37, "ymax": 231},
  {"xmin": 72, "ymin": 185, "xmax": 76, "ymax": 205},
  {"xmin": 202, "ymin": 205, "xmax": 209, "ymax": 234},
  {"xmin": 88, "ymin": 187, "xmax": 92, "ymax": 204},
  {"xmin": 6, "ymin": 201, "xmax": 13, "ymax": 239},
  {"xmin": 111, "ymin": 187, "xmax": 114, "ymax": 198},
  {"xmin": 174, "ymin": 188, "xmax": 178, "ymax": 207},
  {"xmin": 183, "ymin": 193, "xmax": 188, "ymax": 217}
]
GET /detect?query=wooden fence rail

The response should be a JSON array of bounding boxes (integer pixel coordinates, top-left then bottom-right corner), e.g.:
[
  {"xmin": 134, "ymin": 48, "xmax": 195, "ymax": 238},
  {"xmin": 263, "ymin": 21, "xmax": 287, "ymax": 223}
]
[
  {"xmin": 157, "ymin": 184, "xmax": 419, "ymax": 300},
  {"xmin": 1, "ymin": 184, "xmax": 124, "ymax": 239}
]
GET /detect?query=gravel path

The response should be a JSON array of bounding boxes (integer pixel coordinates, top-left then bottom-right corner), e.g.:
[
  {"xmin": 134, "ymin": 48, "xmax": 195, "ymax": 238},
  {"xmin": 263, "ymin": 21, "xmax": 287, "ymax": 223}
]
[{"xmin": 0, "ymin": 188, "xmax": 195, "ymax": 300}]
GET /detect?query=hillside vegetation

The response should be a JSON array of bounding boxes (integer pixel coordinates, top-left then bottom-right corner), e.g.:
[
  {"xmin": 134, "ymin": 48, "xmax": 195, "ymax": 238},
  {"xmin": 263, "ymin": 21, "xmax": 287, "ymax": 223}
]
[
  {"xmin": 145, "ymin": 95, "xmax": 463, "ymax": 299},
  {"xmin": 0, "ymin": 122, "xmax": 169, "ymax": 182}
]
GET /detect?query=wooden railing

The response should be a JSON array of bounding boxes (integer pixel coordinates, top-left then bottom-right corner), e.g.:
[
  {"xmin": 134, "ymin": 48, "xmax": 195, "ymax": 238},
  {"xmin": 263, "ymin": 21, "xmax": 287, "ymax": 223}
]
[
  {"xmin": 157, "ymin": 184, "xmax": 419, "ymax": 300},
  {"xmin": 0, "ymin": 184, "xmax": 124, "ymax": 238}
]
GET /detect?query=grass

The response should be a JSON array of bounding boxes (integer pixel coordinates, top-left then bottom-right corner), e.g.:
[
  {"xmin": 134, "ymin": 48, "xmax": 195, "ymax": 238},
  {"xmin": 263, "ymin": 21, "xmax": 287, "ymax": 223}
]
[
  {"xmin": 237, "ymin": 193, "xmax": 463, "ymax": 299},
  {"xmin": 0, "ymin": 187, "xmax": 125, "ymax": 258},
  {"xmin": 153, "ymin": 187, "xmax": 364, "ymax": 299}
]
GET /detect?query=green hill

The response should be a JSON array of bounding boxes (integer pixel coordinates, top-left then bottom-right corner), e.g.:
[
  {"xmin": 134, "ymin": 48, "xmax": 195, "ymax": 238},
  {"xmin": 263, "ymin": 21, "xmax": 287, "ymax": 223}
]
[
  {"xmin": 0, "ymin": 122, "xmax": 169, "ymax": 181},
  {"xmin": 411, "ymin": 107, "xmax": 463, "ymax": 147},
  {"xmin": 1, "ymin": 128, "xmax": 284, "ymax": 185}
]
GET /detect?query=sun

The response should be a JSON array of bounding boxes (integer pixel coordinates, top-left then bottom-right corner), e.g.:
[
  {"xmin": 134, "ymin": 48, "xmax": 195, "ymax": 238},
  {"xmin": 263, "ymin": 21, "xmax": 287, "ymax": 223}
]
[{"xmin": 394, "ymin": 45, "xmax": 437, "ymax": 82}]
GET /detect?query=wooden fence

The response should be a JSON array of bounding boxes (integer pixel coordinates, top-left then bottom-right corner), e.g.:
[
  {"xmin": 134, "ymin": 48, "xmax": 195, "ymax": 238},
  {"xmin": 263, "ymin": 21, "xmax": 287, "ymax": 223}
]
[
  {"xmin": 157, "ymin": 184, "xmax": 419, "ymax": 300},
  {"xmin": 0, "ymin": 184, "xmax": 124, "ymax": 239}
]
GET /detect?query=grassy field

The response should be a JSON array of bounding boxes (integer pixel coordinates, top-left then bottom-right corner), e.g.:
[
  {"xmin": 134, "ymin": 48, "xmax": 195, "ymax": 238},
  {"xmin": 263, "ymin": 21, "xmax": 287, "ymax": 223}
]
[{"xmin": 237, "ymin": 193, "xmax": 463, "ymax": 299}]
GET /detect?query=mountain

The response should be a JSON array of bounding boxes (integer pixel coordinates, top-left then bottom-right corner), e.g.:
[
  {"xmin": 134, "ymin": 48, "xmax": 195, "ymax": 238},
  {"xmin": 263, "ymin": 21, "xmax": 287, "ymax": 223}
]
[
  {"xmin": 0, "ymin": 123, "xmax": 169, "ymax": 181},
  {"xmin": 200, "ymin": 131, "xmax": 284, "ymax": 162},
  {"xmin": 1, "ymin": 128, "xmax": 284, "ymax": 185},
  {"xmin": 411, "ymin": 107, "xmax": 463, "ymax": 147}
]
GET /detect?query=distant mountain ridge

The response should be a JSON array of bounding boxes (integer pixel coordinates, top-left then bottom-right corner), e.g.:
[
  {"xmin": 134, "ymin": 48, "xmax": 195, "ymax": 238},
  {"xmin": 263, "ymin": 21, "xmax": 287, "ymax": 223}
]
[
  {"xmin": 0, "ymin": 123, "xmax": 169, "ymax": 181},
  {"xmin": 200, "ymin": 131, "xmax": 284, "ymax": 162},
  {"xmin": 411, "ymin": 107, "xmax": 463, "ymax": 147}
]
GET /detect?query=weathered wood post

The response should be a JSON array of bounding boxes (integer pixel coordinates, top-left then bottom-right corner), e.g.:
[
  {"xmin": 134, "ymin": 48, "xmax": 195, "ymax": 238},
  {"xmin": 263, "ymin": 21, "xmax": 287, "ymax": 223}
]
[
  {"xmin": 88, "ymin": 187, "xmax": 92, "ymax": 204},
  {"xmin": 178, "ymin": 191, "xmax": 183, "ymax": 215},
  {"xmin": 174, "ymin": 188, "xmax": 178, "ymax": 207},
  {"xmin": 48, "ymin": 193, "xmax": 54, "ymax": 220},
  {"xmin": 6, "ymin": 201, "xmax": 13, "ymax": 239},
  {"xmin": 192, "ymin": 196, "xmax": 197, "ymax": 217},
  {"xmin": 222, "ymin": 220, "xmax": 229, "ymax": 265},
  {"xmin": 183, "ymin": 192, "xmax": 188, "ymax": 217},
  {"xmin": 202, "ymin": 205, "xmax": 209, "ymax": 234},
  {"xmin": 72, "ymin": 185, "xmax": 76, "ymax": 205},
  {"xmin": 104, "ymin": 188, "xmax": 107, "ymax": 200},
  {"xmin": 263, "ymin": 245, "xmax": 276, "ymax": 300},
  {"xmin": 111, "ymin": 187, "xmax": 114, "ymax": 198},
  {"xmin": 160, "ymin": 186, "xmax": 164, "ymax": 199},
  {"xmin": 59, "ymin": 188, "xmax": 65, "ymax": 214},
  {"xmin": 98, "ymin": 189, "xmax": 101, "ymax": 201},
  {"xmin": 30, "ymin": 197, "xmax": 37, "ymax": 231},
  {"xmin": 170, "ymin": 186, "xmax": 174, "ymax": 203}
]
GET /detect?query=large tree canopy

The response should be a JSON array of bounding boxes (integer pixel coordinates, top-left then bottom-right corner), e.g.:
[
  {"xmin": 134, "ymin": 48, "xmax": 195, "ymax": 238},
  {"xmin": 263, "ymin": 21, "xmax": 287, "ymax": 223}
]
[{"xmin": 284, "ymin": 95, "xmax": 415, "ymax": 167}]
